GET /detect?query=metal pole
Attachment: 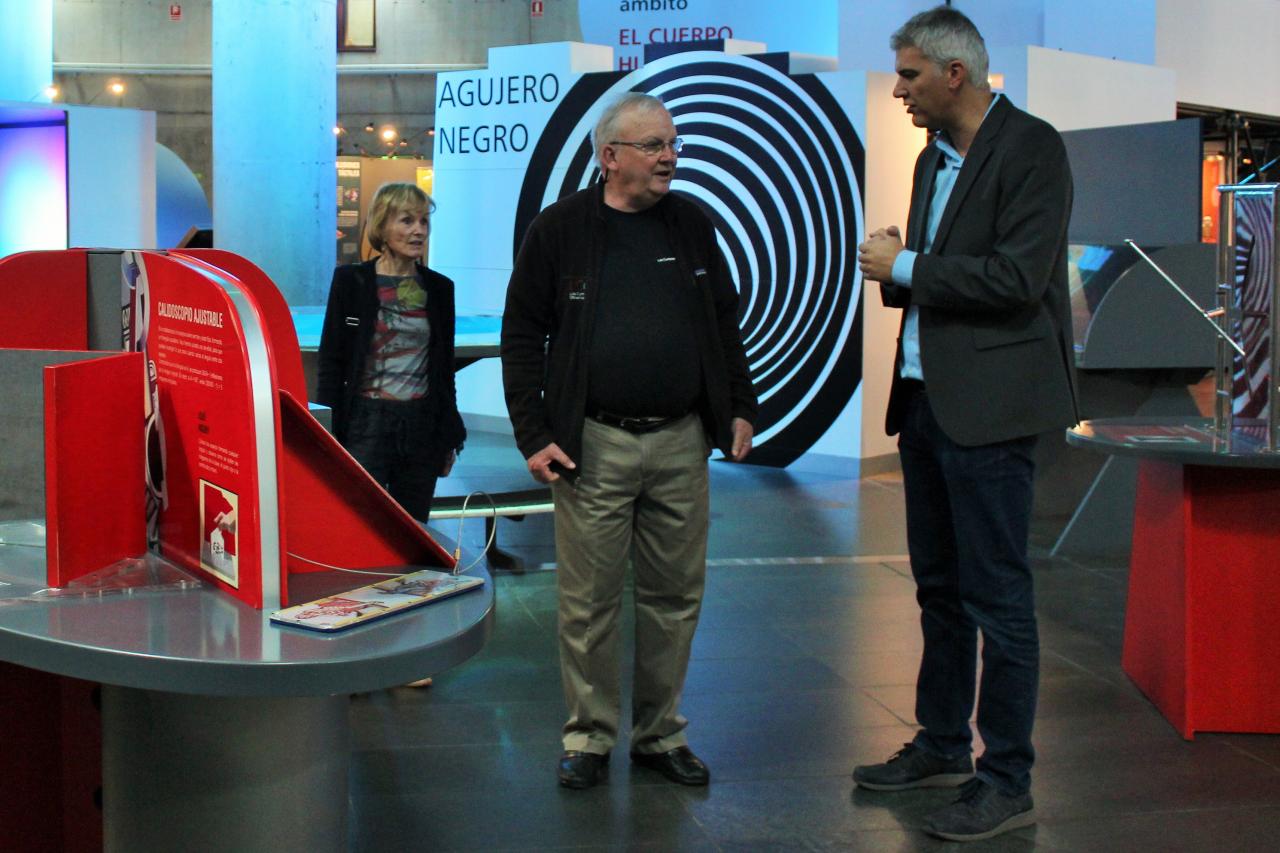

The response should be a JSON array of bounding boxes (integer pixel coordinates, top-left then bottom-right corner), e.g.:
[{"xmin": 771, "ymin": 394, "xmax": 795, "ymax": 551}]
[
  {"xmin": 1124, "ymin": 239, "xmax": 1245, "ymax": 357},
  {"xmin": 1215, "ymin": 190, "xmax": 1235, "ymax": 439}
]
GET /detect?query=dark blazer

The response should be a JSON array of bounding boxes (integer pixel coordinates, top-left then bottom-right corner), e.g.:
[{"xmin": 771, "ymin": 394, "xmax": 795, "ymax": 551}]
[
  {"xmin": 315, "ymin": 258, "xmax": 466, "ymax": 459},
  {"xmin": 882, "ymin": 96, "xmax": 1079, "ymax": 447}
]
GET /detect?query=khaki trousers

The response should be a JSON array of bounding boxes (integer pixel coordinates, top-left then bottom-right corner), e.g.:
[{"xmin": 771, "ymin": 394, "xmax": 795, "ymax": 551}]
[{"xmin": 552, "ymin": 414, "xmax": 710, "ymax": 755}]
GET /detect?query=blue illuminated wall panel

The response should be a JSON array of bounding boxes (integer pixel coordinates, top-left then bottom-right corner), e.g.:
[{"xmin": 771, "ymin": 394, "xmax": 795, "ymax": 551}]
[
  {"xmin": 64, "ymin": 105, "xmax": 155, "ymax": 250},
  {"xmin": 0, "ymin": 107, "xmax": 68, "ymax": 257}
]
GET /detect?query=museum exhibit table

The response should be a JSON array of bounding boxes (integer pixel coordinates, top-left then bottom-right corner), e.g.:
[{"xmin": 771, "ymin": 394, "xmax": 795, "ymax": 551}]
[
  {"xmin": 1066, "ymin": 417, "xmax": 1280, "ymax": 739},
  {"xmin": 0, "ymin": 533, "xmax": 494, "ymax": 852}
]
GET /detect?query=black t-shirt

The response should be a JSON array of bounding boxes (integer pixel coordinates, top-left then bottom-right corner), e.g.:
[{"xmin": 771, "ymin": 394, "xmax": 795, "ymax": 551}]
[{"xmin": 586, "ymin": 205, "xmax": 703, "ymax": 418}]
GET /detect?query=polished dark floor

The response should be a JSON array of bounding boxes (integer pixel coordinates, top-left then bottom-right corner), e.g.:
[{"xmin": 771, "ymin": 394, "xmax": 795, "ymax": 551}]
[{"xmin": 348, "ymin": 430, "xmax": 1280, "ymax": 851}]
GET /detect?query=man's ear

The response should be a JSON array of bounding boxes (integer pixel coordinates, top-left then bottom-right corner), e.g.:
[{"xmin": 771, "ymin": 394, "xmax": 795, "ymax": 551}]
[
  {"xmin": 599, "ymin": 147, "xmax": 617, "ymax": 180},
  {"xmin": 946, "ymin": 59, "xmax": 968, "ymax": 91}
]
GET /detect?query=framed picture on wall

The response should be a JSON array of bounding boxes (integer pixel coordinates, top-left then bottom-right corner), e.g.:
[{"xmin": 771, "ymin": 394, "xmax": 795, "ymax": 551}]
[{"xmin": 338, "ymin": 0, "xmax": 375, "ymax": 52}]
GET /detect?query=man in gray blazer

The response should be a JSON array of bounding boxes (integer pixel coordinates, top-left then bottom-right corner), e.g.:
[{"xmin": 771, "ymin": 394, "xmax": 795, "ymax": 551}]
[{"xmin": 852, "ymin": 6, "xmax": 1077, "ymax": 843}]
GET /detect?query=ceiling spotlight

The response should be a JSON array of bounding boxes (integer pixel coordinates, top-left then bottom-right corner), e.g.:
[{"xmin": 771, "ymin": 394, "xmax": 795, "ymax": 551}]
[
  {"xmin": 364, "ymin": 122, "xmax": 375, "ymax": 133},
  {"xmin": 398, "ymin": 139, "xmax": 408, "ymax": 147},
  {"xmin": 427, "ymin": 128, "xmax": 436, "ymax": 136},
  {"xmin": 380, "ymin": 126, "xmax": 397, "ymax": 142},
  {"xmin": 44, "ymin": 85, "xmax": 59, "ymax": 100},
  {"xmin": 108, "ymin": 81, "xmax": 126, "ymax": 96},
  {"xmin": 333, "ymin": 125, "xmax": 343, "ymax": 135}
]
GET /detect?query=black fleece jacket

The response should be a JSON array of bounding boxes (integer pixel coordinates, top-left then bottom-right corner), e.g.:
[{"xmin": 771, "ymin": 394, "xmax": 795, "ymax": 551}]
[
  {"xmin": 500, "ymin": 183, "xmax": 757, "ymax": 472},
  {"xmin": 315, "ymin": 259, "xmax": 466, "ymax": 461}
]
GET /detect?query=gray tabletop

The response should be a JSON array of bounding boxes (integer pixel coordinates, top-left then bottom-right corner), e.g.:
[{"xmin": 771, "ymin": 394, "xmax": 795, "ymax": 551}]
[
  {"xmin": 0, "ymin": 531, "xmax": 494, "ymax": 697},
  {"xmin": 1067, "ymin": 417, "xmax": 1280, "ymax": 468}
]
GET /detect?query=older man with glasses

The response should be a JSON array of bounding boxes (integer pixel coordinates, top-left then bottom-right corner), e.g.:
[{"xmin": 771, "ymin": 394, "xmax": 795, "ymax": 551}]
[{"xmin": 501, "ymin": 92, "xmax": 757, "ymax": 790}]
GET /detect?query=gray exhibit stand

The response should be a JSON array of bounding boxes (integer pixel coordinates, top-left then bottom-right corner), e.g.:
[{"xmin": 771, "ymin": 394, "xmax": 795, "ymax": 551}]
[
  {"xmin": 0, "ymin": 249, "xmax": 495, "ymax": 849},
  {"xmin": 0, "ymin": 536, "xmax": 493, "ymax": 851},
  {"xmin": 1057, "ymin": 180, "xmax": 1280, "ymax": 558},
  {"xmin": 1051, "ymin": 243, "xmax": 1216, "ymax": 559},
  {"xmin": 1067, "ymin": 416, "xmax": 1280, "ymax": 467}
]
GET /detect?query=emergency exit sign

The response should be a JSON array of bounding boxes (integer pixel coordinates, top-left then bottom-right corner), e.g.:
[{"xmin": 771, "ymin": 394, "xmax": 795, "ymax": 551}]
[{"xmin": 169, "ymin": 4, "xmax": 182, "ymax": 21}]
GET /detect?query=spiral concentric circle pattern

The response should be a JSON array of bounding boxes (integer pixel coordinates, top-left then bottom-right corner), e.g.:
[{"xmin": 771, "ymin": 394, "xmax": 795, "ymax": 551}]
[
  {"xmin": 514, "ymin": 52, "xmax": 865, "ymax": 465},
  {"xmin": 1231, "ymin": 191, "xmax": 1275, "ymax": 419}
]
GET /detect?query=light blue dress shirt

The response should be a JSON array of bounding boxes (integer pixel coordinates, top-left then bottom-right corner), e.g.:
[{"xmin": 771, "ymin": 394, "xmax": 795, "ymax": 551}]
[{"xmin": 894, "ymin": 95, "xmax": 1001, "ymax": 381}]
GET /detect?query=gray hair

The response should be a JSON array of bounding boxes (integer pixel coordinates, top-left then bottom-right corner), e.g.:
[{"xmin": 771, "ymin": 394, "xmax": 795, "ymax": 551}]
[
  {"xmin": 592, "ymin": 92, "xmax": 670, "ymax": 164},
  {"xmin": 890, "ymin": 6, "xmax": 990, "ymax": 91}
]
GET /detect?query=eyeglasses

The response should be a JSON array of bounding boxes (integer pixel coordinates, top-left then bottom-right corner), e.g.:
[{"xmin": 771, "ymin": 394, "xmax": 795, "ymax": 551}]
[{"xmin": 609, "ymin": 137, "xmax": 684, "ymax": 156}]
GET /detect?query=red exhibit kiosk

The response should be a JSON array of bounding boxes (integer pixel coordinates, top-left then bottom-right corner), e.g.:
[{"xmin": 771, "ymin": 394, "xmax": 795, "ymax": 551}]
[
  {"xmin": 1068, "ymin": 182, "xmax": 1280, "ymax": 740},
  {"xmin": 1068, "ymin": 419, "xmax": 1280, "ymax": 738},
  {"xmin": 0, "ymin": 246, "xmax": 454, "ymax": 608},
  {"xmin": 0, "ymin": 248, "xmax": 490, "ymax": 852}
]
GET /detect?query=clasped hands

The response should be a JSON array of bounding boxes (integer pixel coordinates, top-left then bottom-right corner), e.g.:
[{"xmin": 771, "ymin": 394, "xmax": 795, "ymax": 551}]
[{"xmin": 858, "ymin": 225, "xmax": 903, "ymax": 284}]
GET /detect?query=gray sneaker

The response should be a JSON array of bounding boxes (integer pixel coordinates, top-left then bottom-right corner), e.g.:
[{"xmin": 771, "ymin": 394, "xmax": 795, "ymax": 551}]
[
  {"xmin": 852, "ymin": 743, "xmax": 974, "ymax": 791},
  {"xmin": 922, "ymin": 778, "xmax": 1035, "ymax": 841}
]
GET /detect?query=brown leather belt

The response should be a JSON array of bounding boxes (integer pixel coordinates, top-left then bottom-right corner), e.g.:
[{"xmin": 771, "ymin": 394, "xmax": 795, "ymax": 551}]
[{"xmin": 591, "ymin": 411, "xmax": 685, "ymax": 434}]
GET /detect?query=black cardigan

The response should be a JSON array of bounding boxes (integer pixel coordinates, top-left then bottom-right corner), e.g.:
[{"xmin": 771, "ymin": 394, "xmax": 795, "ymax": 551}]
[
  {"xmin": 316, "ymin": 259, "xmax": 466, "ymax": 460},
  {"xmin": 500, "ymin": 183, "xmax": 757, "ymax": 470}
]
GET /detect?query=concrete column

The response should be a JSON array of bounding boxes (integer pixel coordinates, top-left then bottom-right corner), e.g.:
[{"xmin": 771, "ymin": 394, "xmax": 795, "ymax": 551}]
[
  {"xmin": 213, "ymin": 0, "xmax": 336, "ymax": 306},
  {"xmin": 0, "ymin": 0, "xmax": 52, "ymax": 102}
]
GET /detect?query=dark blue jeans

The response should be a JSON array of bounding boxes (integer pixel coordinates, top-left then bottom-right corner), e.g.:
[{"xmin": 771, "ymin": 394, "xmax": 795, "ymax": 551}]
[
  {"xmin": 343, "ymin": 396, "xmax": 440, "ymax": 522},
  {"xmin": 898, "ymin": 386, "xmax": 1039, "ymax": 796}
]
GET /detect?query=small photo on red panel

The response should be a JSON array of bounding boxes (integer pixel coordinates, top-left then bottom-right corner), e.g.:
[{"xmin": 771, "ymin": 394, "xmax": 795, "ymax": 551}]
[{"xmin": 199, "ymin": 479, "xmax": 239, "ymax": 587}]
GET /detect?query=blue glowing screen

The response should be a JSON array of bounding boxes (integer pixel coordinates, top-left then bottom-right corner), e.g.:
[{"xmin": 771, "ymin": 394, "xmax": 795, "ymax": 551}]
[{"xmin": 0, "ymin": 111, "xmax": 68, "ymax": 257}]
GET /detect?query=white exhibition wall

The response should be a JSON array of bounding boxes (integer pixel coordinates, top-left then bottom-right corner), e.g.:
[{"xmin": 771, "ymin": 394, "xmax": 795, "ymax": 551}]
[
  {"xmin": 1156, "ymin": 0, "xmax": 1280, "ymax": 118},
  {"xmin": 1026, "ymin": 47, "xmax": 1177, "ymax": 132},
  {"xmin": 1042, "ymin": 0, "xmax": 1157, "ymax": 65},
  {"xmin": 65, "ymin": 104, "xmax": 156, "ymax": 250}
]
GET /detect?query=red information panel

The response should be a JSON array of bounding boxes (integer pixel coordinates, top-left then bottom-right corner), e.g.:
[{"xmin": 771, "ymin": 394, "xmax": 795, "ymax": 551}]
[
  {"xmin": 122, "ymin": 251, "xmax": 277, "ymax": 609},
  {"xmin": 43, "ymin": 352, "xmax": 147, "ymax": 586},
  {"xmin": 0, "ymin": 249, "xmax": 88, "ymax": 350}
]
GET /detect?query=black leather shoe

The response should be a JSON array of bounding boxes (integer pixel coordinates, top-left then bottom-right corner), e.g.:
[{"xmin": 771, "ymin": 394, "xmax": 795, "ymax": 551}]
[
  {"xmin": 557, "ymin": 750, "xmax": 609, "ymax": 789},
  {"xmin": 629, "ymin": 746, "xmax": 710, "ymax": 786}
]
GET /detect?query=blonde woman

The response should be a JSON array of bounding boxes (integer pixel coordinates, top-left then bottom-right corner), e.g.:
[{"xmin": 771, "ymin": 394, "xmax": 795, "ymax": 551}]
[{"xmin": 317, "ymin": 182, "xmax": 465, "ymax": 522}]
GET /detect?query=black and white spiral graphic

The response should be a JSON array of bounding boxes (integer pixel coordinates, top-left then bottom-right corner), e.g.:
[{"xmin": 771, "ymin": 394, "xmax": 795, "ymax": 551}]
[
  {"xmin": 514, "ymin": 52, "xmax": 865, "ymax": 466},
  {"xmin": 1231, "ymin": 190, "xmax": 1274, "ymax": 419}
]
